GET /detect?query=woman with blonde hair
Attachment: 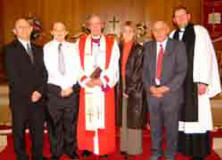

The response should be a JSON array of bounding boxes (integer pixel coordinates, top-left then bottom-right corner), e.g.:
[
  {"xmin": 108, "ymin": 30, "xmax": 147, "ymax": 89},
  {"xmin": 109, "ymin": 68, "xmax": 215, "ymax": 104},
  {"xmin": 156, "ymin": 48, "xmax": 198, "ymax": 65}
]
[{"xmin": 116, "ymin": 21, "xmax": 147, "ymax": 159}]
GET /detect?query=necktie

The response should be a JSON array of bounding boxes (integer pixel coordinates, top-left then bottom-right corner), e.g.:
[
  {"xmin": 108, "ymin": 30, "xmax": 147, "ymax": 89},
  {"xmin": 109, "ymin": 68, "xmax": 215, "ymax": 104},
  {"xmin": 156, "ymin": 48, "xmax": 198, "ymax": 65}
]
[
  {"xmin": 26, "ymin": 43, "xmax": 34, "ymax": 63},
  {"xmin": 58, "ymin": 43, "xmax": 66, "ymax": 75},
  {"xmin": 156, "ymin": 44, "xmax": 164, "ymax": 81}
]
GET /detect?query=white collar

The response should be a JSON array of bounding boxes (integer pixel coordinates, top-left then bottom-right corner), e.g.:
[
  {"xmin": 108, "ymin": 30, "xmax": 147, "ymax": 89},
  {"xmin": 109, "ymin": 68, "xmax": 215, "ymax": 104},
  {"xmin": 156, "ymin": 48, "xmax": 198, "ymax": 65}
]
[
  {"xmin": 180, "ymin": 28, "xmax": 185, "ymax": 32},
  {"xmin": 53, "ymin": 39, "xmax": 66, "ymax": 45},
  {"xmin": 18, "ymin": 38, "xmax": 30, "ymax": 45},
  {"xmin": 91, "ymin": 35, "xmax": 101, "ymax": 39},
  {"xmin": 157, "ymin": 38, "xmax": 168, "ymax": 48}
]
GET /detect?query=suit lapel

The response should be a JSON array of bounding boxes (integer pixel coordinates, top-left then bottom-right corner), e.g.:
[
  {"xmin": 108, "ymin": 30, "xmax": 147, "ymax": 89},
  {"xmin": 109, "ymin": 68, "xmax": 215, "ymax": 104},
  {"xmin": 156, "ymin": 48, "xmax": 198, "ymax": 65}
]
[
  {"xmin": 15, "ymin": 39, "xmax": 27, "ymax": 55},
  {"xmin": 31, "ymin": 43, "xmax": 37, "ymax": 63},
  {"xmin": 161, "ymin": 39, "xmax": 173, "ymax": 83},
  {"xmin": 15, "ymin": 39, "xmax": 35, "ymax": 65},
  {"xmin": 164, "ymin": 39, "xmax": 173, "ymax": 56},
  {"xmin": 150, "ymin": 42, "xmax": 156, "ymax": 85}
]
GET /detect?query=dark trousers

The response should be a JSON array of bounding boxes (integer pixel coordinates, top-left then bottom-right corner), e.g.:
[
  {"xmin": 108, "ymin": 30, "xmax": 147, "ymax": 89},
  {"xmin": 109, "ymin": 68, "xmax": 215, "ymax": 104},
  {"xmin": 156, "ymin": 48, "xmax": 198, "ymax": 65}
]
[
  {"xmin": 10, "ymin": 97, "xmax": 45, "ymax": 160},
  {"xmin": 148, "ymin": 94, "xmax": 181, "ymax": 159},
  {"xmin": 47, "ymin": 84, "xmax": 79, "ymax": 158}
]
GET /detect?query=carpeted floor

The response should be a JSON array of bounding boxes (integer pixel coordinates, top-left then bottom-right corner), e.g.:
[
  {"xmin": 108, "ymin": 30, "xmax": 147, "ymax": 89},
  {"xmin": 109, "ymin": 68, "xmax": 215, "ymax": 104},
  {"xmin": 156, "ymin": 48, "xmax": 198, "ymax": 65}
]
[{"xmin": 0, "ymin": 130, "xmax": 221, "ymax": 160}]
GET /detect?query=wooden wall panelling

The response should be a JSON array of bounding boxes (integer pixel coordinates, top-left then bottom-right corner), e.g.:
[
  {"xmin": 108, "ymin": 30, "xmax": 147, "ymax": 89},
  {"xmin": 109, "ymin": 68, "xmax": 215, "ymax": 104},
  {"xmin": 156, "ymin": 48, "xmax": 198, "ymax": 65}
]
[{"xmin": 2, "ymin": 0, "xmax": 202, "ymax": 45}]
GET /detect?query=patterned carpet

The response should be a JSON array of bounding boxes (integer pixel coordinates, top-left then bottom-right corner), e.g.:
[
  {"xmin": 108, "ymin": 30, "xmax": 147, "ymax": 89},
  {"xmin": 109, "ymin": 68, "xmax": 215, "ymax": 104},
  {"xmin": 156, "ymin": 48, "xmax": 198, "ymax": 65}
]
[{"xmin": 0, "ymin": 84, "xmax": 222, "ymax": 160}]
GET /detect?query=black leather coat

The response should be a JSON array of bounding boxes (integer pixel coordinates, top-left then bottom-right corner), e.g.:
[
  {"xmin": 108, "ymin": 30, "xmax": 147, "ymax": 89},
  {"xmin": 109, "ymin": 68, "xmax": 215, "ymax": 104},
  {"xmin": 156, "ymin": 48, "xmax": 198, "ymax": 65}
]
[{"xmin": 116, "ymin": 42, "xmax": 147, "ymax": 129}]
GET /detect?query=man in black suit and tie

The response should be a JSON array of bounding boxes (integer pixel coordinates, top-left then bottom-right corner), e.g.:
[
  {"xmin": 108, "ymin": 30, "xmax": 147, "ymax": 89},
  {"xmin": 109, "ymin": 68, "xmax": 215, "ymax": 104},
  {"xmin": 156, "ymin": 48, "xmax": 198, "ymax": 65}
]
[
  {"xmin": 143, "ymin": 21, "xmax": 187, "ymax": 160},
  {"xmin": 4, "ymin": 18, "xmax": 47, "ymax": 160}
]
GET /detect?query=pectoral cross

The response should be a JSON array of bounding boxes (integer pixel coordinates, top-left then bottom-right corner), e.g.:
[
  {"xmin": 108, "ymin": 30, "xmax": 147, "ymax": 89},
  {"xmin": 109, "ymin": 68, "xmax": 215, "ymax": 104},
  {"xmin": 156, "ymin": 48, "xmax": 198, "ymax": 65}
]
[
  {"xmin": 97, "ymin": 106, "xmax": 100, "ymax": 120},
  {"xmin": 87, "ymin": 112, "xmax": 94, "ymax": 122},
  {"xmin": 109, "ymin": 16, "xmax": 119, "ymax": 32}
]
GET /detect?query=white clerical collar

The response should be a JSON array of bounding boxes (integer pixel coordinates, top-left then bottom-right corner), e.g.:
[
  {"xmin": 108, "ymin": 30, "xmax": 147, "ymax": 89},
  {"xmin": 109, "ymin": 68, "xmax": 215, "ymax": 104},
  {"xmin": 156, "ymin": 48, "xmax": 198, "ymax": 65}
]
[
  {"xmin": 91, "ymin": 35, "xmax": 101, "ymax": 39},
  {"xmin": 180, "ymin": 28, "xmax": 185, "ymax": 32}
]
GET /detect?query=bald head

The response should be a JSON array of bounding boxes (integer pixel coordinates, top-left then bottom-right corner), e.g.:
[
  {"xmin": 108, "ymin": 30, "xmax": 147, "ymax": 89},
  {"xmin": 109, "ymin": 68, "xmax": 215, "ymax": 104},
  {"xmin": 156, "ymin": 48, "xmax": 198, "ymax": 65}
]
[
  {"xmin": 13, "ymin": 18, "xmax": 33, "ymax": 41},
  {"xmin": 88, "ymin": 14, "xmax": 103, "ymax": 36},
  {"xmin": 53, "ymin": 22, "xmax": 66, "ymax": 31},
  {"xmin": 15, "ymin": 18, "xmax": 31, "ymax": 28},
  {"xmin": 51, "ymin": 22, "xmax": 68, "ymax": 42},
  {"xmin": 152, "ymin": 21, "xmax": 169, "ymax": 30},
  {"xmin": 152, "ymin": 21, "xmax": 169, "ymax": 42}
]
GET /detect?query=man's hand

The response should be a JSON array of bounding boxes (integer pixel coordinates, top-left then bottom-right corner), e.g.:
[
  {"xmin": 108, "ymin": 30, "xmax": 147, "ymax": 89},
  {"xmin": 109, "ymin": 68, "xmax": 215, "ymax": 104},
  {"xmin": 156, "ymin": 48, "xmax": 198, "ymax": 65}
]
[
  {"xmin": 61, "ymin": 87, "xmax": 73, "ymax": 97},
  {"xmin": 123, "ymin": 92, "xmax": 129, "ymax": 98},
  {"xmin": 198, "ymin": 83, "xmax": 207, "ymax": 95},
  {"xmin": 86, "ymin": 80, "xmax": 96, "ymax": 88},
  {"xmin": 156, "ymin": 86, "xmax": 170, "ymax": 94},
  {"xmin": 92, "ymin": 78, "xmax": 103, "ymax": 86},
  {"xmin": 149, "ymin": 86, "xmax": 163, "ymax": 98},
  {"xmin": 149, "ymin": 86, "xmax": 158, "ymax": 94},
  {"xmin": 153, "ymin": 93, "xmax": 163, "ymax": 98},
  {"xmin": 149, "ymin": 85, "xmax": 170, "ymax": 98},
  {"xmin": 31, "ymin": 91, "xmax": 42, "ymax": 103}
]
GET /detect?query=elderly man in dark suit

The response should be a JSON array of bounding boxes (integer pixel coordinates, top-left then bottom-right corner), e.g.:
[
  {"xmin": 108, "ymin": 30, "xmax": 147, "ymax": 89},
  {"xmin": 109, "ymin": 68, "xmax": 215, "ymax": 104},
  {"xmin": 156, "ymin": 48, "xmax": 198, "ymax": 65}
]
[
  {"xmin": 143, "ymin": 21, "xmax": 187, "ymax": 160},
  {"xmin": 5, "ymin": 18, "xmax": 47, "ymax": 160}
]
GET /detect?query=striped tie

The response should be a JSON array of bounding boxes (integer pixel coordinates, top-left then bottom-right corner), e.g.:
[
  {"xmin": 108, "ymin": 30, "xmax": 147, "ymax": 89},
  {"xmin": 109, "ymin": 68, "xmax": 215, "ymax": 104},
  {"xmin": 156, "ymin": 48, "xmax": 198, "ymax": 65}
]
[{"xmin": 58, "ymin": 43, "xmax": 66, "ymax": 75}]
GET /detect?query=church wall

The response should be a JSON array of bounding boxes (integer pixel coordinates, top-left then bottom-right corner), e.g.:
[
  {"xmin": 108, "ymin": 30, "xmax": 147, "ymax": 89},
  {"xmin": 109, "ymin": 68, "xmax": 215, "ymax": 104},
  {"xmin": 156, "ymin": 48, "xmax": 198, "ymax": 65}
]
[
  {"xmin": 0, "ymin": 0, "xmax": 203, "ymax": 83},
  {"xmin": 1, "ymin": 0, "xmax": 202, "ymax": 45},
  {"xmin": 0, "ymin": 0, "xmax": 5, "ymax": 82}
]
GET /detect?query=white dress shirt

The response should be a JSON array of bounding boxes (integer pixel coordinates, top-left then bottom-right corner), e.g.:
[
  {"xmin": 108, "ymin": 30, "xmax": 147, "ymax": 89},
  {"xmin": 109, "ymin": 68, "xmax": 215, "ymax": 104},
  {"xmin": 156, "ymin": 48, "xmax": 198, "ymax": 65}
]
[
  {"xmin": 155, "ymin": 38, "xmax": 168, "ymax": 85},
  {"xmin": 18, "ymin": 38, "xmax": 31, "ymax": 52},
  {"xmin": 43, "ymin": 40, "xmax": 80, "ymax": 89}
]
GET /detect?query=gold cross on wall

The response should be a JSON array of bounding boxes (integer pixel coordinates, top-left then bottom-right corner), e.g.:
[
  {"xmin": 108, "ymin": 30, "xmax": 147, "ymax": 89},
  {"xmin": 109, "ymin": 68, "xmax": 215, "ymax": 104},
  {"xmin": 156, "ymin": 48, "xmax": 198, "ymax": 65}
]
[{"xmin": 109, "ymin": 16, "xmax": 119, "ymax": 31}]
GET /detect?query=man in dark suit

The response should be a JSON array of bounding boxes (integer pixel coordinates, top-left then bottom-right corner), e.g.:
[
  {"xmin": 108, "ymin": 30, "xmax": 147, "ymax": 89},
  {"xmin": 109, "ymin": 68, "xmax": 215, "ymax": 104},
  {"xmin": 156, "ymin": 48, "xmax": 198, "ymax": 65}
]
[
  {"xmin": 4, "ymin": 18, "xmax": 47, "ymax": 160},
  {"xmin": 143, "ymin": 21, "xmax": 187, "ymax": 160}
]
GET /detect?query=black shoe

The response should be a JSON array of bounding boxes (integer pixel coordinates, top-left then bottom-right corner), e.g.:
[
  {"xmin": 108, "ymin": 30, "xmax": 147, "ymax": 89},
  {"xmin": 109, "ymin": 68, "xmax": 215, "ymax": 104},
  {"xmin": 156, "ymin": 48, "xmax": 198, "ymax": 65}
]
[
  {"xmin": 82, "ymin": 150, "xmax": 92, "ymax": 158},
  {"xmin": 122, "ymin": 153, "xmax": 131, "ymax": 160},
  {"xmin": 70, "ymin": 152, "xmax": 79, "ymax": 160},
  {"xmin": 99, "ymin": 155, "xmax": 108, "ymax": 158},
  {"xmin": 191, "ymin": 157, "xmax": 204, "ymax": 160},
  {"xmin": 120, "ymin": 151, "xmax": 127, "ymax": 155},
  {"xmin": 50, "ymin": 158, "xmax": 59, "ymax": 160},
  {"xmin": 50, "ymin": 156, "xmax": 59, "ymax": 160}
]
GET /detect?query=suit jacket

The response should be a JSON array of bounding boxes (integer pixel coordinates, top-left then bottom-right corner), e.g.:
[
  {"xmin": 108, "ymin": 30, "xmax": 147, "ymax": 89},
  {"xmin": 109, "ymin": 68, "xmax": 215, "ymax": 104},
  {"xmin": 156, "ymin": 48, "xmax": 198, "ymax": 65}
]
[
  {"xmin": 143, "ymin": 38, "xmax": 187, "ymax": 103},
  {"xmin": 4, "ymin": 39, "xmax": 47, "ymax": 106}
]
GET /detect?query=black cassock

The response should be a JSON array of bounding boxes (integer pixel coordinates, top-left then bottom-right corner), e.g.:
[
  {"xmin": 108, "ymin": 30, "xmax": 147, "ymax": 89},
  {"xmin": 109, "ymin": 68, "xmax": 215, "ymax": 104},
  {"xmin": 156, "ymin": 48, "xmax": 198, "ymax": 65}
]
[{"xmin": 172, "ymin": 24, "xmax": 211, "ymax": 158}]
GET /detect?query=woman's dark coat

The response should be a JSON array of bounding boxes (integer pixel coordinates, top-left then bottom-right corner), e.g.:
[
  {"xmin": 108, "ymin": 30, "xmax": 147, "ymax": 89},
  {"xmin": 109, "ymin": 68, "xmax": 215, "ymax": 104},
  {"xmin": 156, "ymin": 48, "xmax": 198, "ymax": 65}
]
[{"xmin": 116, "ymin": 42, "xmax": 147, "ymax": 129}]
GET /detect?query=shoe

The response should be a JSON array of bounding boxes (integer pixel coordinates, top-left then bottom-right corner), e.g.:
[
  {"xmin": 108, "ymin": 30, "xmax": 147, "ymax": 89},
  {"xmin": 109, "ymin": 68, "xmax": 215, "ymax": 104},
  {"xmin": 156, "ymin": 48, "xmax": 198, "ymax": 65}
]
[
  {"xmin": 69, "ymin": 152, "xmax": 79, "ymax": 160},
  {"xmin": 50, "ymin": 156, "xmax": 60, "ymax": 160},
  {"xmin": 50, "ymin": 157, "xmax": 59, "ymax": 160},
  {"xmin": 149, "ymin": 156, "xmax": 160, "ymax": 160},
  {"xmin": 99, "ymin": 155, "xmax": 108, "ymax": 158},
  {"xmin": 120, "ymin": 151, "xmax": 127, "ymax": 155},
  {"xmin": 82, "ymin": 150, "xmax": 92, "ymax": 158},
  {"xmin": 32, "ymin": 157, "xmax": 50, "ymax": 160},
  {"xmin": 191, "ymin": 157, "xmax": 204, "ymax": 160}
]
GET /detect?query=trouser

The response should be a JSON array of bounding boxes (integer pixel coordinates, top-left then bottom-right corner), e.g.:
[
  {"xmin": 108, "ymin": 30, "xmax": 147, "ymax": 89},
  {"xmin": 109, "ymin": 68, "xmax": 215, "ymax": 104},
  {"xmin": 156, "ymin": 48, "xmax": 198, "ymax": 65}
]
[
  {"xmin": 11, "ymin": 98, "xmax": 45, "ymax": 160},
  {"xmin": 47, "ymin": 84, "xmax": 79, "ymax": 158}
]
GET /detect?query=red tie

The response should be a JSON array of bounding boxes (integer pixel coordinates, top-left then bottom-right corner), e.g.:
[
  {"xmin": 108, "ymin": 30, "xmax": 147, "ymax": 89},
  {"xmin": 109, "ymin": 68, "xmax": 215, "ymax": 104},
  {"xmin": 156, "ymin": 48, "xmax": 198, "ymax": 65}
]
[{"xmin": 156, "ymin": 44, "xmax": 164, "ymax": 80}]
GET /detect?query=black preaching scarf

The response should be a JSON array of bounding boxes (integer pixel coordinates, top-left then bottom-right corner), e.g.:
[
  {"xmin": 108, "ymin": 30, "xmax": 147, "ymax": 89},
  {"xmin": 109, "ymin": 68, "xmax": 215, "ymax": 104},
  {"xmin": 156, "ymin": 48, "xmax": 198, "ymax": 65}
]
[{"xmin": 173, "ymin": 23, "xmax": 198, "ymax": 122}]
